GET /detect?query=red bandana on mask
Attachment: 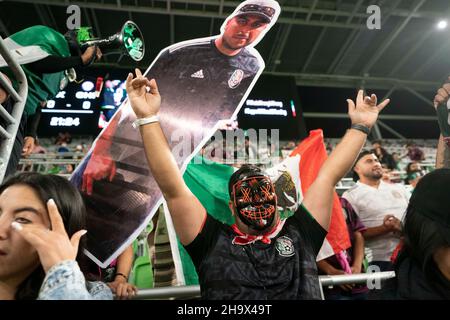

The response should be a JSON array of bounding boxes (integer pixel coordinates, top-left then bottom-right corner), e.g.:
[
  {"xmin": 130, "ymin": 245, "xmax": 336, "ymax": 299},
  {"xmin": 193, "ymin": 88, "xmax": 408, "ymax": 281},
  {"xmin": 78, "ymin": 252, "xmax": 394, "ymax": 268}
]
[{"xmin": 231, "ymin": 218, "xmax": 285, "ymax": 245}]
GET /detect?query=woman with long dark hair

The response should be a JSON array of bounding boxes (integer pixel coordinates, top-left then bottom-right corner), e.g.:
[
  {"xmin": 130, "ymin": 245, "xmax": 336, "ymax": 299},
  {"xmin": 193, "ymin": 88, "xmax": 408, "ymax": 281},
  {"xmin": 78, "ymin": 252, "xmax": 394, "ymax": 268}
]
[
  {"xmin": 384, "ymin": 169, "xmax": 450, "ymax": 299},
  {"xmin": 0, "ymin": 172, "xmax": 112, "ymax": 299}
]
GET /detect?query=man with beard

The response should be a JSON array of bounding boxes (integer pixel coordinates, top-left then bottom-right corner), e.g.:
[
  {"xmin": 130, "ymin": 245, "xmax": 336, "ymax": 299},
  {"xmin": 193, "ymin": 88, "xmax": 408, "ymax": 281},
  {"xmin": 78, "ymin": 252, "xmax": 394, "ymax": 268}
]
[{"xmin": 342, "ymin": 150, "xmax": 410, "ymax": 274}]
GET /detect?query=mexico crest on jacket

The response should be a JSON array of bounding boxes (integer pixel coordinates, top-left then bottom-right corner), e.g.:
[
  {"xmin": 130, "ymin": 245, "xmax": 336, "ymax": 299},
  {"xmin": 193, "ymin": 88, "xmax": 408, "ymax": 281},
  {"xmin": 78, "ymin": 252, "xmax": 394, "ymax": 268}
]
[
  {"xmin": 275, "ymin": 236, "xmax": 295, "ymax": 257},
  {"xmin": 228, "ymin": 69, "xmax": 244, "ymax": 89}
]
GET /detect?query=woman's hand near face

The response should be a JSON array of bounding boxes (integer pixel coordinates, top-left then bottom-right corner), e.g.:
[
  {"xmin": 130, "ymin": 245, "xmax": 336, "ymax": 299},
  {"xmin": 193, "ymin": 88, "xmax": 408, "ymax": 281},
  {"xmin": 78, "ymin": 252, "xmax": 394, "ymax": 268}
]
[{"xmin": 11, "ymin": 199, "xmax": 87, "ymax": 273}]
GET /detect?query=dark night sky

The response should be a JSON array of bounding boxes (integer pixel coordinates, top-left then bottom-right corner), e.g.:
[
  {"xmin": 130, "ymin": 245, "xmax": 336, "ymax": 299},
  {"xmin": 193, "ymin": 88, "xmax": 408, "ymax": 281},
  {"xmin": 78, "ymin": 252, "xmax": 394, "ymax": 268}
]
[{"xmin": 298, "ymin": 86, "xmax": 439, "ymax": 139}]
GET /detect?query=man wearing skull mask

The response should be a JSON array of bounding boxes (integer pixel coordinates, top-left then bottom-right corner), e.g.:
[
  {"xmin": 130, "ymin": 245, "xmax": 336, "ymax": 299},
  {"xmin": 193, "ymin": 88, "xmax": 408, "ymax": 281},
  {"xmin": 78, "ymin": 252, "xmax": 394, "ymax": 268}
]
[{"xmin": 124, "ymin": 66, "xmax": 390, "ymax": 299}]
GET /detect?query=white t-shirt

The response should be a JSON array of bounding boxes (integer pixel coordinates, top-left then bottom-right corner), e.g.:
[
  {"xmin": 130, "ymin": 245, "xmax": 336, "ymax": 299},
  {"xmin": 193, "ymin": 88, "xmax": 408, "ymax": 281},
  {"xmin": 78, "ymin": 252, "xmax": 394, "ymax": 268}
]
[{"xmin": 342, "ymin": 180, "xmax": 410, "ymax": 262}]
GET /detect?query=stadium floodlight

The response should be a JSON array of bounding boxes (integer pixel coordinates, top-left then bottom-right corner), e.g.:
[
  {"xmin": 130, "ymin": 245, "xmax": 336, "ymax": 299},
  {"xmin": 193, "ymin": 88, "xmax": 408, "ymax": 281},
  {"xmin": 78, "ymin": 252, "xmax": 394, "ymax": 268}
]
[{"xmin": 437, "ymin": 20, "xmax": 448, "ymax": 30}]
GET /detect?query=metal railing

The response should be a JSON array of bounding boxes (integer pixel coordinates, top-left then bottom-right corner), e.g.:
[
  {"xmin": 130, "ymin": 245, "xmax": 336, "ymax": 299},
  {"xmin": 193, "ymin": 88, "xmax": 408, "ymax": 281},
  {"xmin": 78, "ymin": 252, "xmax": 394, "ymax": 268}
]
[
  {"xmin": 319, "ymin": 271, "xmax": 395, "ymax": 287},
  {"xmin": 129, "ymin": 271, "xmax": 396, "ymax": 300},
  {"xmin": 17, "ymin": 152, "xmax": 85, "ymax": 175},
  {"xmin": 0, "ymin": 36, "xmax": 28, "ymax": 183},
  {"xmin": 132, "ymin": 285, "xmax": 201, "ymax": 300}
]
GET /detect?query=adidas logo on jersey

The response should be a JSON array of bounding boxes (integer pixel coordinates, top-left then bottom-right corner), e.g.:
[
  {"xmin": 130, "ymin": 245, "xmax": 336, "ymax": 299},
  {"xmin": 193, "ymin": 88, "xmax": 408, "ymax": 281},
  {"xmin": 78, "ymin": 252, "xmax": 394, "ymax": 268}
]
[{"xmin": 191, "ymin": 70, "xmax": 204, "ymax": 78}]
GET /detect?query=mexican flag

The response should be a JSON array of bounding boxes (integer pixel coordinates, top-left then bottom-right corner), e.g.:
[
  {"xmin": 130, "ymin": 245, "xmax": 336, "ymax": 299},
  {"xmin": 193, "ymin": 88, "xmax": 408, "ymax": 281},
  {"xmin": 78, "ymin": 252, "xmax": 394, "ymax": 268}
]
[
  {"xmin": 0, "ymin": 25, "xmax": 69, "ymax": 68},
  {"xmin": 0, "ymin": 25, "xmax": 70, "ymax": 116},
  {"xmin": 175, "ymin": 156, "xmax": 235, "ymax": 285},
  {"xmin": 290, "ymin": 129, "xmax": 351, "ymax": 261},
  {"xmin": 163, "ymin": 153, "xmax": 301, "ymax": 285},
  {"xmin": 165, "ymin": 129, "xmax": 350, "ymax": 285}
]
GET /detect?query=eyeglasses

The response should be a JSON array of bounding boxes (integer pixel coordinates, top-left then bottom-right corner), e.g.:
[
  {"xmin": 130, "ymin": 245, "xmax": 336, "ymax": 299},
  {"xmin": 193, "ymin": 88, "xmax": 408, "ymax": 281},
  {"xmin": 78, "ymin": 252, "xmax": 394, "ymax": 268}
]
[{"xmin": 239, "ymin": 4, "xmax": 276, "ymax": 18}]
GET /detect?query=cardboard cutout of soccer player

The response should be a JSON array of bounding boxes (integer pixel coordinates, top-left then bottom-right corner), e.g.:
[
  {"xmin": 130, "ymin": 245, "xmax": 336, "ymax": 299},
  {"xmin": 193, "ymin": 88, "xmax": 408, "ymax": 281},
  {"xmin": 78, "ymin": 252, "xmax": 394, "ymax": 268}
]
[{"xmin": 70, "ymin": 0, "xmax": 281, "ymax": 267}]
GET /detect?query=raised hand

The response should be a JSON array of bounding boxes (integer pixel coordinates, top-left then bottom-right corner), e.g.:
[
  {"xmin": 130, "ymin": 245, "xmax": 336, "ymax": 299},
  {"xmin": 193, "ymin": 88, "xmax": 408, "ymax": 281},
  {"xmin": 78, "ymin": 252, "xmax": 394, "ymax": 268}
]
[
  {"xmin": 434, "ymin": 77, "xmax": 450, "ymax": 109},
  {"xmin": 347, "ymin": 90, "xmax": 390, "ymax": 129},
  {"xmin": 81, "ymin": 46, "xmax": 102, "ymax": 65},
  {"xmin": 11, "ymin": 199, "xmax": 87, "ymax": 273},
  {"xmin": 125, "ymin": 68, "xmax": 161, "ymax": 119}
]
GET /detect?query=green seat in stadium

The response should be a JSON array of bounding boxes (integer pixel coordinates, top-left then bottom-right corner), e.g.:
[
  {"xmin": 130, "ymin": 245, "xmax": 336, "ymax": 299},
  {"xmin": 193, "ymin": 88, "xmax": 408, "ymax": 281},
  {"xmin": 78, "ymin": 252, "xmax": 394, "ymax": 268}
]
[
  {"xmin": 129, "ymin": 221, "xmax": 154, "ymax": 289},
  {"xmin": 130, "ymin": 255, "xmax": 154, "ymax": 289}
]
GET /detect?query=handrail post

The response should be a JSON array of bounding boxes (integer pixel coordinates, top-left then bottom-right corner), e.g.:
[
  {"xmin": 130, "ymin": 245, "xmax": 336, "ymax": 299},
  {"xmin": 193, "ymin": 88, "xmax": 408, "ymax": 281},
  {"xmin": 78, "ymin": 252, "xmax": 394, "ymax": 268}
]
[{"xmin": 0, "ymin": 36, "xmax": 28, "ymax": 183}]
